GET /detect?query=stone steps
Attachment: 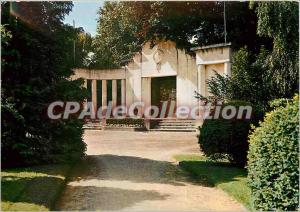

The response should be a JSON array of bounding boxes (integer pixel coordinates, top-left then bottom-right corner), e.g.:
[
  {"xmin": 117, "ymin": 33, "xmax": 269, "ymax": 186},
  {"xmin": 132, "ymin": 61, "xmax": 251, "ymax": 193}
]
[
  {"xmin": 151, "ymin": 119, "xmax": 197, "ymax": 132},
  {"xmin": 84, "ymin": 119, "xmax": 198, "ymax": 132},
  {"xmin": 83, "ymin": 122, "xmax": 102, "ymax": 130},
  {"xmin": 103, "ymin": 126, "xmax": 145, "ymax": 131},
  {"xmin": 149, "ymin": 128, "xmax": 196, "ymax": 132},
  {"xmin": 157, "ymin": 122, "xmax": 195, "ymax": 126},
  {"xmin": 154, "ymin": 125, "xmax": 195, "ymax": 129},
  {"xmin": 157, "ymin": 119, "xmax": 195, "ymax": 123}
]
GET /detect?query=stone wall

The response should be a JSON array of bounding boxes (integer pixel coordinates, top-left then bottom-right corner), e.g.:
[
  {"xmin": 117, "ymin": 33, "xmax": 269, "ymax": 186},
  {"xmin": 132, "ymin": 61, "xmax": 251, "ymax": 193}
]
[
  {"xmin": 71, "ymin": 41, "xmax": 232, "ymax": 119},
  {"xmin": 126, "ymin": 40, "xmax": 198, "ymax": 109},
  {"xmin": 192, "ymin": 43, "xmax": 232, "ymax": 97}
]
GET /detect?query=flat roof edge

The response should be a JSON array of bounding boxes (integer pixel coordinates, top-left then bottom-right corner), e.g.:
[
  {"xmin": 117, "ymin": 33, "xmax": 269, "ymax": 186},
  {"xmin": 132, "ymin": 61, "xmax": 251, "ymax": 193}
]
[{"xmin": 190, "ymin": 42, "xmax": 231, "ymax": 51}]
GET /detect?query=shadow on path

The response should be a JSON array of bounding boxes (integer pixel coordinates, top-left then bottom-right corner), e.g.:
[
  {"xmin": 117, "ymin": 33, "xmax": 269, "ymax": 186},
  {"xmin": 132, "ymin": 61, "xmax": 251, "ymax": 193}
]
[
  {"xmin": 60, "ymin": 185, "xmax": 168, "ymax": 211},
  {"xmin": 57, "ymin": 155, "xmax": 189, "ymax": 210},
  {"xmin": 71, "ymin": 155, "xmax": 188, "ymax": 185},
  {"xmin": 57, "ymin": 155, "xmax": 244, "ymax": 211}
]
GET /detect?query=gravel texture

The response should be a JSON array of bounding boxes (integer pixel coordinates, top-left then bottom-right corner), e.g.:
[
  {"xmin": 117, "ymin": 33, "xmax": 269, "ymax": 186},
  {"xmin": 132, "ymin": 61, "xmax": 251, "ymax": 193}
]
[{"xmin": 57, "ymin": 130, "xmax": 245, "ymax": 211}]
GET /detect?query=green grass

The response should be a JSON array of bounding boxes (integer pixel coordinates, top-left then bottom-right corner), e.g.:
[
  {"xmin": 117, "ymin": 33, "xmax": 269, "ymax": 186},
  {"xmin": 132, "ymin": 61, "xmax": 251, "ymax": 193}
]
[
  {"xmin": 174, "ymin": 154, "xmax": 252, "ymax": 210},
  {"xmin": 1, "ymin": 164, "xmax": 72, "ymax": 211}
]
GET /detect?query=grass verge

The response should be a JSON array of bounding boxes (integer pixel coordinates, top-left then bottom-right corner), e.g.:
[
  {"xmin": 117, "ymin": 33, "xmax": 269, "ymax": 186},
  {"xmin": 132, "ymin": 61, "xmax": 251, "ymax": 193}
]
[
  {"xmin": 174, "ymin": 154, "xmax": 252, "ymax": 210},
  {"xmin": 1, "ymin": 164, "xmax": 73, "ymax": 211}
]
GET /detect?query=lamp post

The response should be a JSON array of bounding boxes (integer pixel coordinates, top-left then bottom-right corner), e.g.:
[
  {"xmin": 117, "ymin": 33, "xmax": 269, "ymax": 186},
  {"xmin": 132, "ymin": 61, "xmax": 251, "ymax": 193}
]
[
  {"xmin": 73, "ymin": 19, "xmax": 76, "ymax": 65},
  {"xmin": 223, "ymin": 2, "xmax": 227, "ymax": 43}
]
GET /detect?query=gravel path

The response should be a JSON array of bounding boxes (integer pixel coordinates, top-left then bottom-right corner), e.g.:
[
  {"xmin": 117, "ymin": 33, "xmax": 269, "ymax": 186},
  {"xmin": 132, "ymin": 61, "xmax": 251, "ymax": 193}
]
[{"xmin": 57, "ymin": 130, "xmax": 245, "ymax": 211}]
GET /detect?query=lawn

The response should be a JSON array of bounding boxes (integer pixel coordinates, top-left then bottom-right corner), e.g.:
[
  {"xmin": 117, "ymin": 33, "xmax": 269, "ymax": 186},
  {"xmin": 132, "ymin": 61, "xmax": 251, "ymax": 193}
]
[
  {"xmin": 1, "ymin": 164, "xmax": 72, "ymax": 211},
  {"xmin": 174, "ymin": 154, "xmax": 252, "ymax": 210}
]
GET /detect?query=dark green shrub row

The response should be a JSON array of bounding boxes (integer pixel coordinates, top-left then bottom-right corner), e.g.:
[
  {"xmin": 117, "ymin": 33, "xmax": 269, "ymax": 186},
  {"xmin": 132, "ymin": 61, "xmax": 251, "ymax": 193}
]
[
  {"xmin": 106, "ymin": 118, "xmax": 144, "ymax": 127},
  {"xmin": 247, "ymin": 95, "xmax": 299, "ymax": 211},
  {"xmin": 199, "ymin": 100, "xmax": 262, "ymax": 167}
]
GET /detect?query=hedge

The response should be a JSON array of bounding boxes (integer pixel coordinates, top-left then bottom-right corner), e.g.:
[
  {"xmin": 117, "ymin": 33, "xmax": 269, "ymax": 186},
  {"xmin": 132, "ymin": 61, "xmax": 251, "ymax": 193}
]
[
  {"xmin": 247, "ymin": 95, "xmax": 299, "ymax": 211},
  {"xmin": 106, "ymin": 118, "xmax": 144, "ymax": 127},
  {"xmin": 199, "ymin": 100, "xmax": 261, "ymax": 167}
]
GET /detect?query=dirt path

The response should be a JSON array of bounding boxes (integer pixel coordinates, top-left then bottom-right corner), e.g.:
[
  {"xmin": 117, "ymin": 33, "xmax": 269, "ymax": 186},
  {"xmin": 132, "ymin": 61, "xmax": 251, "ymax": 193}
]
[{"xmin": 57, "ymin": 131, "xmax": 245, "ymax": 211}]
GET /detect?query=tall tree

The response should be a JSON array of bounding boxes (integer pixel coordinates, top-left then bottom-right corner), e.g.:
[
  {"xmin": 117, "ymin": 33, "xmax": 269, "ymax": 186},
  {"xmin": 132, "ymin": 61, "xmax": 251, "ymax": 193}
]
[
  {"xmin": 93, "ymin": 1, "xmax": 152, "ymax": 68},
  {"xmin": 206, "ymin": 2, "xmax": 298, "ymax": 111},
  {"xmin": 93, "ymin": 1, "xmax": 271, "ymax": 68},
  {"xmin": 76, "ymin": 31, "xmax": 94, "ymax": 68},
  {"xmin": 1, "ymin": 2, "xmax": 86, "ymax": 167},
  {"xmin": 255, "ymin": 2, "xmax": 299, "ymax": 98}
]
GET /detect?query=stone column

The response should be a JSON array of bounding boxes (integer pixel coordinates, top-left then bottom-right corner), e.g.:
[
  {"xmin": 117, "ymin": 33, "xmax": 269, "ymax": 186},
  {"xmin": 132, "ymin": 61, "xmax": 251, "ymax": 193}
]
[
  {"xmin": 83, "ymin": 79, "xmax": 88, "ymax": 109},
  {"xmin": 112, "ymin": 80, "xmax": 117, "ymax": 109},
  {"xmin": 121, "ymin": 79, "xmax": 126, "ymax": 106},
  {"xmin": 197, "ymin": 65, "xmax": 206, "ymax": 122},
  {"xmin": 101, "ymin": 80, "xmax": 107, "ymax": 127},
  {"xmin": 83, "ymin": 79, "xmax": 87, "ymax": 88},
  {"xmin": 91, "ymin": 80, "xmax": 97, "ymax": 113},
  {"xmin": 224, "ymin": 62, "xmax": 231, "ymax": 77},
  {"xmin": 102, "ymin": 80, "xmax": 107, "ymax": 108},
  {"xmin": 141, "ymin": 77, "xmax": 151, "ymax": 130},
  {"xmin": 197, "ymin": 64, "xmax": 206, "ymax": 97}
]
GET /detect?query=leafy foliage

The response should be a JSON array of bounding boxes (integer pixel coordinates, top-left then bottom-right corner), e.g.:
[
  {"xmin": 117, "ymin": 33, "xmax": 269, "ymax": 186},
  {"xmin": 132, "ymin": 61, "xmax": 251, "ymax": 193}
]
[
  {"xmin": 207, "ymin": 2, "xmax": 298, "ymax": 110},
  {"xmin": 1, "ymin": 2, "xmax": 86, "ymax": 167},
  {"xmin": 74, "ymin": 29, "xmax": 95, "ymax": 68},
  {"xmin": 255, "ymin": 2, "xmax": 299, "ymax": 98},
  {"xmin": 198, "ymin": 101, "xmax": 261, "ymax": 167},
  {"xmin": 93, "ymin": 1, "xmax": 269, "ymax": 68},
  {"xmin": 106, "ymin": 118, "xmax": 144, "ymax": 128},
  {"xmin": 92, "ymin": 2, "xmax": 154, "ymax": 68},
  {"xmin": 255, "ymin": 2, "xmax": 298, "ymax": 52},
  {"xmin": 247, "ymin": 95, "xmax": 299, "ymax": 211},
  {"xmin": 207, "ymin": 47, "xmax": 271, "ymax": 111}
]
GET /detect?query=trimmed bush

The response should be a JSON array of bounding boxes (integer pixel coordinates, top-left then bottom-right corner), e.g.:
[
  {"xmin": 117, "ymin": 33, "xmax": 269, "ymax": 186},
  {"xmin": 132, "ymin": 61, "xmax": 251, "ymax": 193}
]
[
  {"xmin": 106, "ymin": 118, "xmax": 144, "ymax": 127},
  {"xmin": 199, "ymin": 100, "xmax": 261, "ymax": 167},
  {"xmin": 247, "ymin": 95, "xmax": 299, "ymax": 211}
]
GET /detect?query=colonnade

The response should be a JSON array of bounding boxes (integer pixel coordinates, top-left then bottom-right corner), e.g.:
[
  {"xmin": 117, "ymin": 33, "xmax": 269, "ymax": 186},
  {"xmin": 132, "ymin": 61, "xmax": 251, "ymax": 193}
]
[{"xmin": 89, "ymin": 79, "xmax": 126, "ymax": 110}]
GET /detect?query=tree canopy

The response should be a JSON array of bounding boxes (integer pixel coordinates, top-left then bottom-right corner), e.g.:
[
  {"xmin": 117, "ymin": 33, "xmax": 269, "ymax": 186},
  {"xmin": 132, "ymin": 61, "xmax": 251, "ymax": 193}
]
[
  {"xmin": 255, "ymin": 2, "xmax": 299, "ymax": 97},
  {"xmin": 1, "ymin": 2, "xmax": 87, "ymax": 167},
  {"xmin": 93, "ymin": 1, "xmax": 271, "ymax": 68},
  {"xmin": 207, "ymin": 2, "xmax": 298, "ymax": 110}
]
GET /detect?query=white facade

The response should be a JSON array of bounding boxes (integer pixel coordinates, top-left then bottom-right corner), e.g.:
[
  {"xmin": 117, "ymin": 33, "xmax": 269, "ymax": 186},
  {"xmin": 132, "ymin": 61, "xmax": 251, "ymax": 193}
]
[{"xmin": 72, "ymin": 41, "xmax": 232, "ymax": 118}]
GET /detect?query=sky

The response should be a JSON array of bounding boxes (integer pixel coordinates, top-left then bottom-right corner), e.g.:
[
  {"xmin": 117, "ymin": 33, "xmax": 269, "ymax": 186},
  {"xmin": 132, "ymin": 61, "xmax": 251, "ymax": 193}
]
[{"xmin": 64, "ymin": 1, "xmax": 104, "ymax": 36}]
